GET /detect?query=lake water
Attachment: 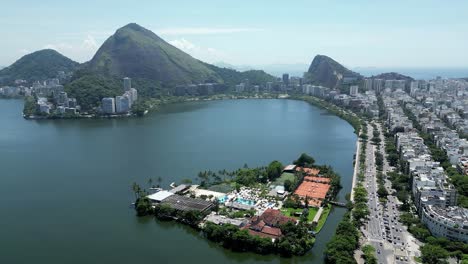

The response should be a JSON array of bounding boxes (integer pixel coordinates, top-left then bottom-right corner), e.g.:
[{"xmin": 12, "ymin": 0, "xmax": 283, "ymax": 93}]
[{"xmin": 0, "ymin": 98, "xmax": 356, "ymax": 263}]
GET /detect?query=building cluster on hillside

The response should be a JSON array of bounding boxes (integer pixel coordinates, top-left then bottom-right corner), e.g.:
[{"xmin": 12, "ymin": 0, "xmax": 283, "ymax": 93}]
[
  {"xmin": 32, "ymin": 79, "xmax": 80, "ymax": 115},
  {"xmin": 234, "ymin": 74, "xmax": 304, "ymax": 94},
  {"xmin": 0, "ymin": 85, "xmax": 31, "ymax": 97},
  {"xmin": 101, "ymin": 77, "xmax": 138, "ymax": 115},
  {"xmin": 382, "ymin": 89, "xmax": 468, "ymax": 243},
  {"xmin": 175, "ymin": 83, "xmax": 227, "ymax": 96},
  {"xmin": 1, "ymin": 71, "xmax": 71, "ymax": 98}
]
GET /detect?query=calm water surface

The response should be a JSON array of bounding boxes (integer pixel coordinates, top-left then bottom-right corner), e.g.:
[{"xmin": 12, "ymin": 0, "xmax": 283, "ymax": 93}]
[{"xmin": 0, "ymin": 99, "xmax": 356, "ymax": 264}]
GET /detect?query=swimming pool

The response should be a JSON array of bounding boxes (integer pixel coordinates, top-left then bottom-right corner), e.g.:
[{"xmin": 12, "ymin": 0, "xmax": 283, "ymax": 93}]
[
  {"xmin": 236, "ymin": 198, "xmax": 256, "ymax": 206},
  {"xmin": 218, "ymin": 196, "xmax": 228, "ymax": 203}
]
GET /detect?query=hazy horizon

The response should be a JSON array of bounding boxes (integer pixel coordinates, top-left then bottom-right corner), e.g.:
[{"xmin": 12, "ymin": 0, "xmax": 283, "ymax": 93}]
[{"xmin": 2, "ymin": 1, "xmax": 468, "ymax": 69}]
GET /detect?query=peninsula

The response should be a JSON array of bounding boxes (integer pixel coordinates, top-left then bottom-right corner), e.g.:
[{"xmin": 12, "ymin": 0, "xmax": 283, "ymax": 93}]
[{"xmin": 132, "ymin": 154, "xmax": 341, "ymax": 257}]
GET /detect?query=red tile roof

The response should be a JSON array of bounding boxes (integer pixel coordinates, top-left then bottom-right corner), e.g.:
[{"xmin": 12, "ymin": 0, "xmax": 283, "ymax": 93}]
[{"xmin": 261, "ymin": 208, "xmax": 296, "ymax": 227}]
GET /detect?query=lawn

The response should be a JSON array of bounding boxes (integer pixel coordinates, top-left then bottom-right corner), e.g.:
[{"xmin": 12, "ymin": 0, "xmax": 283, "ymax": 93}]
[
  {"xmin": 281, "ymin": 207, "xmax": 319, "ymax": 222},
  {"xmin": 314, "ymin": 204, "xmax": 332, "ymax": 232},
  {"xmin": 273, "ymin": 172, "xmax": 296, "ymax": 186}
]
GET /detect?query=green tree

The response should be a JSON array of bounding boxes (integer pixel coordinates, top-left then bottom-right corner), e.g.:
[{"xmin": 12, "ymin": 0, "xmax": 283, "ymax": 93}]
[
  {"xmin": 284, "ymin": 179, "xmax": 293, "ymax": 192},
  {"xmin": 421, "ymin": 244, "xmax": 449, "ymax": 264},
  {"xmin": 267, "ymin": 160, "xmax": 283, "ymax": 181},
  {"xmin": 293, "ymin": 153, "xmax": 315, "ymax": 167}
]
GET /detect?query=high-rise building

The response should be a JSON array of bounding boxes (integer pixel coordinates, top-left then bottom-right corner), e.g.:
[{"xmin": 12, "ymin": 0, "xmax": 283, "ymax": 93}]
[
  {"xmin": 123, "ymin": 77, "xmax": 131, "ymax": 91},
  {"xmin": 385, "ymin": 80, "xmax": 394, "ymax": 90},
  {"xmin": 282, "ymin": 74, "xmax": 289, "ymax": 86},
  {"xmin": 101, "ymin": 97, "xmax": 115, "ymax": 114},
  {"xmin": 129, "ymin": 88, "xmax": 138, "ymax": 103},
  {"xmin": 364, "ymin": 78, "xmax": 373, "ymax": 91},
  {"xmin": 115, "ymin": 95, "xmax": 130, "ymax": 113},
  {"xmin": 350, "ymin": 85, "xmax": 359, "ymax": 96},
  {"xmin": 395, "ymin": 80, "xmax": 406, "ymax": 90},
  {"xmin": 373, "ymin": 79, "xmax": 384, "ymax": 93}
]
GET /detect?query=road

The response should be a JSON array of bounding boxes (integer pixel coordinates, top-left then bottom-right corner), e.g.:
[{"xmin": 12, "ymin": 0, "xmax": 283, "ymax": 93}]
[{"xmin": 360, "ymin": 122, "xmax": 419, "ymax": 264}]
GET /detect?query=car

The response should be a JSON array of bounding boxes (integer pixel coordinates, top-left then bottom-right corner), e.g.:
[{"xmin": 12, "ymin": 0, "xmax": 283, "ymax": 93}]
[
  {"xmin": 396, "ymin": 256, "xmax": 400, "ymax": 260},
  {"xmin": 404, "ymin": 257, "xmax": 408, "ymax": 261},
  {"xmin": 377, "ymin": 249, "xmax": 380, "ymax": 254},
  {"xmin": 379, "ymin": 242, "xmax": 383, "ymax": 246}
]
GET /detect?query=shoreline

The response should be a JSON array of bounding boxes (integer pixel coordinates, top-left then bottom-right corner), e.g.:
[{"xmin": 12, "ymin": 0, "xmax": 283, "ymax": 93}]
[{"xmin": 350, "ymin": 133, "xmax": 362, "ymax": 202}]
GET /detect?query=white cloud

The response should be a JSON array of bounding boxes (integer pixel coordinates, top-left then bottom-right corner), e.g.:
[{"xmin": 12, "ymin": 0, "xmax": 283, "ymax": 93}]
[
  {"xmin": 168, "ymin": 38, "xmax": 230, "ymax": 63},
  {"xmin": 158, "ymin": 27, "xmax": 263, "ymax": 35},
  {"xmin": 42, "ymin": 35, "xmax": 101, "ymax": 62},
  {"xmin": 18, "ymin": 49, "xmax": 30, "ymax": 55},
  {"xmin": 82, "ymin": 35, "xmax": 98, "ymax": 50}
]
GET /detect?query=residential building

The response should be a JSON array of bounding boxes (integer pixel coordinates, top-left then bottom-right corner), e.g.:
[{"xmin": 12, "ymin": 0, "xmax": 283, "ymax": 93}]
[
  {"xmin": 124, "ymin": 77, "xmax": 131, "ymax": 91},
  {"xmin": 101, "ymin": 97, "xmax": 115, "ymax": 114},
  {"xmin": 350, "ymin": 85, "xmax": 359, "ymax": 96}
]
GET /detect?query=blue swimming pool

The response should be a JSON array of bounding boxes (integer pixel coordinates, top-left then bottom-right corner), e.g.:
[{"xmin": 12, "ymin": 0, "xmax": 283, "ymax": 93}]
[
  {"xmin": 218, "ymin": 196, "xmax": 228, "ymax": 203},
  {"xmin": 236, "ymin": 198, "xmax": 256, "ymax": 206}
]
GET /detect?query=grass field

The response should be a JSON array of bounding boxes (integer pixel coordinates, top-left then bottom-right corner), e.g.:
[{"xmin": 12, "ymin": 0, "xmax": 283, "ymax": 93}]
[
  {"xmin": 273, "ymin": 172, "xmax": 296, "ymax": 186},
  {"xmin": 281, "ymin": 207, "xmax": 319, "ymax": 222},
  {"xmin": 314, "ymin": 204, "xmax": 332, "ymax": 232}
]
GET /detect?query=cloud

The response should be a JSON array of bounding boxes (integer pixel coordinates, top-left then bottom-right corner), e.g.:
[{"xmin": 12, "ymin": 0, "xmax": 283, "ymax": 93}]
[
  {"xmin": 168, "ymin": 38, "xmax": 230, "ymax": 63},
  {"xmin": 82, "ymin": 35, "xmax": 98, "ymax": 50},
  {"xmin": 18, "ymin": 49, "xmax": 30, "ymax": 54},
  {"xmin": 43, "ymin": 34, "xmax": 101, "ymax": 62},
  {"xmin": 158, "ymin": 27, "xmax": 263, "ymax": 35}
]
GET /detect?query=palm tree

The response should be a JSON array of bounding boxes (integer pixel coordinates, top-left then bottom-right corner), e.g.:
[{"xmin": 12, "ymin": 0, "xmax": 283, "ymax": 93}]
[
  {"xmin": 157, "ymin": 176, "xmax": 162, "ymax": 187},
  {"xmin": 147, "ymin": 178, "xmax": 153, "ymax": 188},
  {"xmin": 132, "ymin": 182, "xmax": 141, "ymax": 200}
]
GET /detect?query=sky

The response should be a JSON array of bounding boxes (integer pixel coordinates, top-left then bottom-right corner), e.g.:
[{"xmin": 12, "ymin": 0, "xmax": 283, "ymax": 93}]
[{"xmin": 2, "ymin": 0, "xmax": 468, "ymax": 69}]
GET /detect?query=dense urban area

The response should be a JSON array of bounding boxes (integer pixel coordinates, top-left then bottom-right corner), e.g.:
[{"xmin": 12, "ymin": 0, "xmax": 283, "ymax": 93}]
[
  {"xmin": 1, "ymin": 22, "xmax": 467, "ymax": 264},
  {"xmin": 2, "ymin": 60, "xmax": 468, "ymax": 263}
]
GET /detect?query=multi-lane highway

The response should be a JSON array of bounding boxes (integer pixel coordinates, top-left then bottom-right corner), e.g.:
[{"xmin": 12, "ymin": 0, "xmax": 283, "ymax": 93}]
[{"xmin": 360, "ymin": 122, "xmax": 420, "ymax": 264}]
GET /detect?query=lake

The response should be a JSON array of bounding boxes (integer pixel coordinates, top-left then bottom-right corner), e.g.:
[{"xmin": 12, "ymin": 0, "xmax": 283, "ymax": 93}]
[{"xmin": 0, "ymin": 98, "xmax": 356, "ymax": 263}]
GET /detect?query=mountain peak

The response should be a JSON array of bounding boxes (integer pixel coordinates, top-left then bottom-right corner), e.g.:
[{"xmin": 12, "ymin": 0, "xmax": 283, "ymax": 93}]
[
  {"xmin": 85, "ymin": 23, "xmax": 219, "ymax": 84},
  {"xmin": 305, "ymin": 55, "xmax": 362, "ymax": 88},
  {"xmin": 0, "ymin": 49, "xmax": 78, "ymax": 84}
]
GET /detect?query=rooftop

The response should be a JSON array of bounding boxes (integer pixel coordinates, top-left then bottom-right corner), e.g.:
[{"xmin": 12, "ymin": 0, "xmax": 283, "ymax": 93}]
[
  {"xmin": 147, "ymin": 190, "xmax": 174, "ymax": 202},
  {"xmin": 161, "ymin": 194, "xmax": 214, "ymax": 212}
]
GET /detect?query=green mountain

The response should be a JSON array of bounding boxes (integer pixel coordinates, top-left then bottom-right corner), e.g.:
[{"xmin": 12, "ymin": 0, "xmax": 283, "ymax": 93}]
[
  {"xmin": 0, "ymin": 49, "xmax": 78, "ymax": 84},
  {"xmin": 78, "ymin": 23, "xmax": 221, "ymax": 85},
  {"xmin": 204, "ymin": 63, "xmax": 276, "ymax": 86},
  {"xmin": 304, "ymin": 55, "xmax": 362, "ymax": 88},
  {"xmin": 371, "ymin": 72, "xmax": 414, "ymax": 81},
  {"xmin": 67, "ymin": 23, "xmax": 276, "ymax": 110}
]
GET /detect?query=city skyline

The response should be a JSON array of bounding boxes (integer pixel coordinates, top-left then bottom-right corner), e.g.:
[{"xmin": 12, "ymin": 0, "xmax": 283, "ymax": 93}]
[{"xmin": 2, "ymin": 0, "xmax": 468, "ymax": 68}]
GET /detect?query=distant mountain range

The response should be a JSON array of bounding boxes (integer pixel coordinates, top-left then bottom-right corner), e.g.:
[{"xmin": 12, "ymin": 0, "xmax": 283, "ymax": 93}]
[
  {"xmin": 0, "ymin": 49, "xmax": 78, "ymax": 84},
  {"xmin": 2, "ymin": 22, "xmax": 467, "ymax": 108}
]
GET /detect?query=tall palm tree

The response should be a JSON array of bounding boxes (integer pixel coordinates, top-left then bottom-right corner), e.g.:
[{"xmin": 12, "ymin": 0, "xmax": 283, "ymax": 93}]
[
  {"xmin": 157, "ymin": 176, "xmax": 162, "ymax": 187},
  {"xmin": 148, "ymin": 178, "xmax": 153, "ymax": 188},
  {"xmin": 132, "ymin": 182, "xmax": 139, "ymax": 200}
]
